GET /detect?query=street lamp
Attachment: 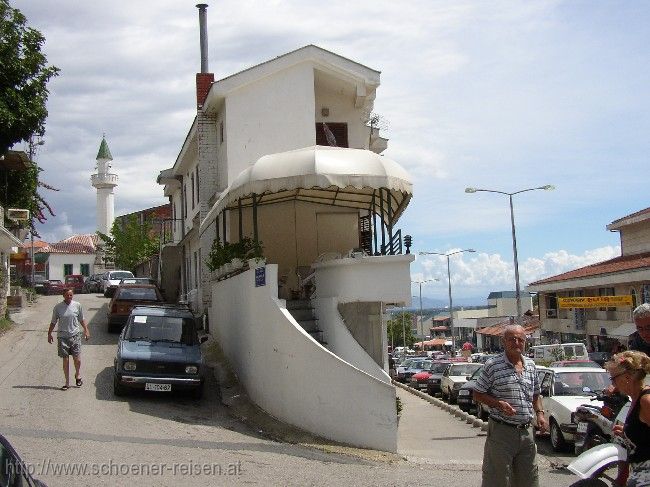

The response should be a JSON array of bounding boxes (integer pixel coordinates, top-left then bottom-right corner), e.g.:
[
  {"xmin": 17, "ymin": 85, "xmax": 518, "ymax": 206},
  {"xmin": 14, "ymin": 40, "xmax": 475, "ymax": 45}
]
[
  {"xmin": 418, "ymin": 249, "xmax": 475, "ymax": 353},
  {"xmin": 465, "ymin": 185, "xmax": 554, "ymax": 324},
  {"xmin": 412, "ymin": 279, "xmax": 438, "ymax": 352}
]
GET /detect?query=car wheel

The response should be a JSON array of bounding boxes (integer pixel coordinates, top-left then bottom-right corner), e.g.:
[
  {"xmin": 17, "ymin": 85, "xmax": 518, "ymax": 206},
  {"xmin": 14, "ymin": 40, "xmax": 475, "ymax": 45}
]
[
  {"xmin": 449, "ymin": 392, "xmax": 457, "ymax": 404},
  {"xmin": 550, "ymin": 419, "xmax": 568, "ymax": 452},
  {"xmin": 113, "ymin": 375, "xmax": 126, "ymax": 397}
]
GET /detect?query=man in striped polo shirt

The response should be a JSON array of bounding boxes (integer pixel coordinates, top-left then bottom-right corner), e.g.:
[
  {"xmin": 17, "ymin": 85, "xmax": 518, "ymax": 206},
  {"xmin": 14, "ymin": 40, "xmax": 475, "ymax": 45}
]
[{"xmin": 473, "ymin": 325, "xmax": 548, "ymax": 487}]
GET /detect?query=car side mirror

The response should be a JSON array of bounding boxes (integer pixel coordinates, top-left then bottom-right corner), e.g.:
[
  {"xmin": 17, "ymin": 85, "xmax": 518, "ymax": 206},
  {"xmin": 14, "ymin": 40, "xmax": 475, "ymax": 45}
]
[
  {"xmin": 199, "ymin": 335, "xmax": 209, "ymax": 344},
  {"xmin": 466, "ymin": 375, "xmax": 472, "ymax": 381}
]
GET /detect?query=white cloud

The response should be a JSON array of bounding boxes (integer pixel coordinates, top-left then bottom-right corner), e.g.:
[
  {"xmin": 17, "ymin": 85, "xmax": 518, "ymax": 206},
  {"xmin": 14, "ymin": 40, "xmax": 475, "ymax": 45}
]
[{"xmin": 417, "ymin": 245, "xmax": 621, "ymax": 297}]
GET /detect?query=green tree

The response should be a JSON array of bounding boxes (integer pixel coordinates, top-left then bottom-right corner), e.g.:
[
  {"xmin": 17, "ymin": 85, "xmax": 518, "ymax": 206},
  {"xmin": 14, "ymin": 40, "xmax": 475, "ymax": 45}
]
[
  {"xmin": 387, "ymin": 312, "xmax": 416, "ymax": 347},
  {"xmin": 0, "ymin": 0, "xmax": 59, "ymax": 155},
  {"xmin": 98, "ymin": 216, "xmax": 159, "ymax": 273}
]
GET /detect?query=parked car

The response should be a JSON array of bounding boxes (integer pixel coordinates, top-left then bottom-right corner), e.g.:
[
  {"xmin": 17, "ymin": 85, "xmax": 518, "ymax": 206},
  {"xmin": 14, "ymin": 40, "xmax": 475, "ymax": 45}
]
[
  {"xmin": 43, "ymin": 279, "xmax": 66, "ymax": 295},
  {"xmin": 101, "ymin": 270, "xmax": 135, "ymax": 297},
  {"xmin": 440, "ymin": 362, "xmax": 483, "ymax": 403},
  {"xmin": 119, "ymin": 277, "xmax": 157, "ymax": 286},
  {"xmin": 24, "ymin": 273, "xmax": 48, "ymax": 294},
  {"xmin": 64, "ymin": 274, "xmax": 85, "ymax": 294},
  {"xmin": 588, "ymin": 351, "xmax": 612, "ymax": 367},
  {"xmin": 0, "ymin": 432, "xmax": 48, "ymax": 486},
  {"xmin": 457, "ymin": 365, "xmax": 484, "ymax": 413},
  {"xmin": 537, "ymin": 366, "xmax": 610, "ymax": 451},
  {"xmin": 107, "ymin": 284, "xmax": 165, "ymax": 332},
  {"xmin": 426, "ymin": 361, "xmax": 453, "ymax": 396},
  {"xmin": 113, "ymin": 304, "xmax": 208, "ymax": 398},
  {"xmin": 82, "ymin": 273, "xmax": 104, "ymax": 293},
  {"xmin": 549, "ymin": 360, "xmax": 602, "ymax": 368},
  {"xmin": 401, "ymin": 359, "xmax": 432, "ymax": 383},
  {"xmin": 395, "ymin": 358, "xmax": 418, "ymax": 382}
]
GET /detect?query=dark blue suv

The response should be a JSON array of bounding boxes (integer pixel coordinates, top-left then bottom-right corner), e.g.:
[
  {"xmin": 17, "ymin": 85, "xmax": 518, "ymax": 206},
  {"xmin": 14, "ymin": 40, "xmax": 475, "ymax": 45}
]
[{"xmin": 113, "ymin": 305, "xmax": 208, "ymax": 398}]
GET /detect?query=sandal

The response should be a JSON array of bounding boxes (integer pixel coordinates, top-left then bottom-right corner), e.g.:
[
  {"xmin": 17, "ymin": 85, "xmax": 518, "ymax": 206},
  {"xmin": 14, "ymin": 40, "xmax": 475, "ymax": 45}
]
[
  {"xmin": 61, "ymin": 385, "xmax": 69, "ymax": 391},
  {"xmin": 75, "ymin": 377, "xmax": 83, "ymax": 387}
]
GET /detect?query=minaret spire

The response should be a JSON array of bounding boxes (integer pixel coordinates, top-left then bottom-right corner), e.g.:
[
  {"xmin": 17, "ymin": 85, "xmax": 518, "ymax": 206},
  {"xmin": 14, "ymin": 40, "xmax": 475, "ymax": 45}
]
[{"xmin": 90, "ymin": 135, "xmax": 118, "ymax": 236}]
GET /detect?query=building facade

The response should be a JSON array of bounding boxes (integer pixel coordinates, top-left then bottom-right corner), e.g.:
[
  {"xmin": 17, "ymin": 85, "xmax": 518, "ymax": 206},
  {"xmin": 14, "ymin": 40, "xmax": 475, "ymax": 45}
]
[{"xmin": 527, "ymin": 207, "xmax": 650, "ymax": 352}]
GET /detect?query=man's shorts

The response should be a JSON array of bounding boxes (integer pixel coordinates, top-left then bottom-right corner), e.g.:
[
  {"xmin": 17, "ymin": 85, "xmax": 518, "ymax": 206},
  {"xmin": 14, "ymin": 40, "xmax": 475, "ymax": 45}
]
[{"xmin": 57, "ymin": 334, "xmax": 81, "ymax": 358}]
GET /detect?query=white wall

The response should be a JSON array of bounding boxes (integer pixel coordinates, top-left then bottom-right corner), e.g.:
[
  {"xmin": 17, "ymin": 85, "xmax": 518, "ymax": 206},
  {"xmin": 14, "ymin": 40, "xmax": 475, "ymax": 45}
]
[
  {"xmin": 46, "ymin": 254, "xmax": 96, "ymax": 280},
  {"xmin": 312, "ymin": 297, "xmax": 390, "ymax": 383},
  {"xmin": 225, "ymin": 64, "xmax": 316, "ymax": 184},
  {"xmin": 210, "ymin": 264, "xmax": 398, "ymax": 452},
  {"xmin": 313, "ymin": 254, "xmax": 415, "ymax": 303}
]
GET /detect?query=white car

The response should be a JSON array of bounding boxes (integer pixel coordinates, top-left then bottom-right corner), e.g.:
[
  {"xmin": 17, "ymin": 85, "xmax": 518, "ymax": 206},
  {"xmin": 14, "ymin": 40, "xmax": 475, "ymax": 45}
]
[
  {"xmin": 440, "ymin": 362, "xmax": 483, "ymax": 403},
  {"xmin": 101, "ymin": 270, "xmax": 134, "ymax": 297},
  {"xmin": 537, "ymin": 366, "xmax": 610, "ymax": 452}
]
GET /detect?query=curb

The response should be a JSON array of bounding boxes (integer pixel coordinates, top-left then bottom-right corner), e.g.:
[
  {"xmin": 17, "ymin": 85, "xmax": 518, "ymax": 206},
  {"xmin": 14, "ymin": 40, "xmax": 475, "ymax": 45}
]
[{"xmin": 393, "ymin": 380, "xmax": 488, "ymax": 431}]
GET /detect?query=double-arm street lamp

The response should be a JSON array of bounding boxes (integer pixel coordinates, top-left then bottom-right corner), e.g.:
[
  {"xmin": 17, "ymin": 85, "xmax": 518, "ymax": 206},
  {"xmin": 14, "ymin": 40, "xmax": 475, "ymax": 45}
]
[
  {"xmin": 465, "ymin": 185, "xmax": 554, "ymax": 324},
  {"xmin": 412, "ymin": 279, "xmax": 438, "ymax": 351},
  {"xmin": 418, "ymin": 250, "xmax": 475, "ymax": 353}
]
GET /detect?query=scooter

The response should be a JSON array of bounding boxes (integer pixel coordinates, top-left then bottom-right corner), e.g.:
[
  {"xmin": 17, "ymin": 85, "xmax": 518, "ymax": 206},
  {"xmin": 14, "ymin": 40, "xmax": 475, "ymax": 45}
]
[
  {"xmin": 574, "ymin": 393, "xmax": 629, "ymax": 455},
  {"xmin": 567, "ymin": 435, "xmax": 631, "ymax": 487}
]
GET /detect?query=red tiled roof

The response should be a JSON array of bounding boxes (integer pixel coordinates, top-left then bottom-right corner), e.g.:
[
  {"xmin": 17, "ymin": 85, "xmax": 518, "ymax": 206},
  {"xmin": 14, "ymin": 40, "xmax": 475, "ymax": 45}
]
[
  {"xmin": 38, "ymin": 242, "xmax": 95, "ymax": 254},
  {"xmin": 36, "ymin": 234, "xmax": 98, "ymax": 254},
  {"xmin": 62, "ymin": 234, "xmax": 98, "ymax": 249},
  {"xmin": 476, "ymin": 318, "xmax": 539, "ymax": 336},
  {"xmin": 529, "ymin": 251, "xmax": 650, "ymax": 286}
]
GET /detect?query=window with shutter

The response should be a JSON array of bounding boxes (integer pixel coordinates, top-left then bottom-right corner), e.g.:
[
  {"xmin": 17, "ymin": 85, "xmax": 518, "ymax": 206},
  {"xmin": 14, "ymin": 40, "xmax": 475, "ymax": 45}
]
[{"xmin": 315, "ymin": 123, "xmax": 349, "ymax": 147}]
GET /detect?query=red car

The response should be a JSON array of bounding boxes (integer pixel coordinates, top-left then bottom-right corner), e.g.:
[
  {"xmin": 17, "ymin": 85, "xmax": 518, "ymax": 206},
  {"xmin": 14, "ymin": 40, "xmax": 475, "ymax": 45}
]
[
  {"xmin": 409, "ymin": 369, "xmax": 433, "ymax": 391},
  {"xmin": 43, "ymin": 279, "xmax": 66, "ymax": 295},
  {"xmin": 64, "ymin": 274, "xmax": 85, "ymax": 294}
]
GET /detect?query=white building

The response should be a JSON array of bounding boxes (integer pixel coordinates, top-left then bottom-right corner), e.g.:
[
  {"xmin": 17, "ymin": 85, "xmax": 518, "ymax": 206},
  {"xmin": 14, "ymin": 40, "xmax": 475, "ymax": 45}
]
[
  {"xmin": 158, "ymin": 12, "xmax": 412, "ymax": 453},
  {"xmin": 37, "ymin": 234, "xmax": 98, "ymax": 280}
]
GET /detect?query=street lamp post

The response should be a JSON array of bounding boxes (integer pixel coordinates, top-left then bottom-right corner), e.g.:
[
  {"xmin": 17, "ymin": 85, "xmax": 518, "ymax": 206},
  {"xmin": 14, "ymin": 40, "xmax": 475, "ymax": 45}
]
[
  {"xmin": 419, "ymin": 249, "xmax": 475, "ymax": 354},
  {"xmin": 412, "ymin": 279, "xmax": 437, "ymax": 352},
  {"xmin": 465, "ymin": 185, "xmax": 554, "ymax": 324}
]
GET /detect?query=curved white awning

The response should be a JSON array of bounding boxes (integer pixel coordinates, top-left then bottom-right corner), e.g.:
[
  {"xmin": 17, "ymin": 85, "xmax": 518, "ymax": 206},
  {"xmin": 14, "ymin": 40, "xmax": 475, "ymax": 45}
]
[{"xmin": 201, "ymin": 145, "xmax": 412, "ymax": 235}]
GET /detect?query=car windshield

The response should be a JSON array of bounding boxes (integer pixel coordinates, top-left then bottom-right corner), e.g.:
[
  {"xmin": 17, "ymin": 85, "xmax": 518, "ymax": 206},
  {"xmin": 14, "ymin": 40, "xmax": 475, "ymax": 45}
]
[
  {"xmin": 110, "ymin": 272, "xmax": 133, "ymax": 280},
  {"xmin": 116, "ymin": 288, "xmax": 160, "ymax": 301},
  {"xmin": 411, "ymin": 360, "xmax": 432, "ymax": 369},
  {"xmin": 449, "ymin": 364, "xmax": 482, "ymax": 376},
  {"xmin": 470, "ymin": 367, "xmax": 483, "ymax": 380},
  {"xmin": 430, "ymin": 362, "xmax": 450, "ymax": 373},
  {"xmin": 125, "ymin": 315, "xmax": 197, "ymax": 345},
  {"xmin": 553, "ymin": 371, "xmax": 609, "ymax": 395}
]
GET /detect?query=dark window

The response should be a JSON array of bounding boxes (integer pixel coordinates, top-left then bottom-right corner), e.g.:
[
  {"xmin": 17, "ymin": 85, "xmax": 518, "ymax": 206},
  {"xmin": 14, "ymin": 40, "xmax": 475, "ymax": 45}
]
[
  {"xmin": 191, "ymin": 173, "xmax": 195, "ymax": 210},
  {"xmin": 126, "ymin": 315, "xmax": 197, "ymax": 345},
  {"xmin": 195, "ymin": 166, "xmax": 200, "ymax": 202},
  {"xmin": 116, "ymin": 288, "xmax": 160, "ymax": 301},
  {"xmin": 63, "ymin": 264, "xmax": 73, "ymax": 276},
  {"xmin": 315, "ymin": 123, "xmax": 349, "ymax": 148},
  {"xmin": 80, "ymin": 264, "xmax": 90, "ymax": 277},
  {"xmin": 599, "ymin": 287, "xmax": 616, "ymax": 311}
]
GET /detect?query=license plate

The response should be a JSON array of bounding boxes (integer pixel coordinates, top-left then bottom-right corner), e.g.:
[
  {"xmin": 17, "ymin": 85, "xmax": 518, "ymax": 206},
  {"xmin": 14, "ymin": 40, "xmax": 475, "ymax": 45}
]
[
  {"xmin": 145, "ymin": 383, "xmax": 171, "ymax": 392},
  {"xmin": 577, "ymin": 422, "xmax": 588, "ymax": 433}
]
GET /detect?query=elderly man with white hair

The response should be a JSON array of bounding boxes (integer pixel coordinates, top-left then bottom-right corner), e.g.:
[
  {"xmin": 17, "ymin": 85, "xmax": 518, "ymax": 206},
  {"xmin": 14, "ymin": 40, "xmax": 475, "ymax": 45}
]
[
  {"xmin": 630, "ymin": 303, "xmax": 650, "ymax": 355},
  {"xmin": 473, "ymin": 324, "xmax": 547, "ymax": 487}
]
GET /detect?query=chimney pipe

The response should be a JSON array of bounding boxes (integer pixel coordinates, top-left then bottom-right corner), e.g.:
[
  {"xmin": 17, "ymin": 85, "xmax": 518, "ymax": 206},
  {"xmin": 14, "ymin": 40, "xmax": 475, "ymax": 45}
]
[{"xmin": 196, "ymin": 4, "xmax": 209, "ymax": 73}]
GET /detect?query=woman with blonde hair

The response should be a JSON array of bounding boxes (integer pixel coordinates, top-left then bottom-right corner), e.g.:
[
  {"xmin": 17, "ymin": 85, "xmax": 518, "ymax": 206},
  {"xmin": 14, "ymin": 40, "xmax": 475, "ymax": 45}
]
[{"xmin": 606, "ymin": 350, "xmax": 650, "ymax": 486}]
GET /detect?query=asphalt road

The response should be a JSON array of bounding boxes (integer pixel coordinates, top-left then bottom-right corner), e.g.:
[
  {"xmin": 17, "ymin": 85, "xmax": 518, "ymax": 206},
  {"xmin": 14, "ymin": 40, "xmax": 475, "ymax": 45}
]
[{"xmin": 0, "ymin": 293, "xmax": 578, "ymax": 486}]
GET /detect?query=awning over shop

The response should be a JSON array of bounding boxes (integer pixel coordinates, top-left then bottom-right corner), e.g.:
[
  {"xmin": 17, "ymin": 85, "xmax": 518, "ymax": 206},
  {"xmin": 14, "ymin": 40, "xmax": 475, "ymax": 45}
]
[
  {"xmin": 419, "ymin": 338, "xmax": 448, "ymax": 347},
  {"xmin": 200, "ymin": 145, "xmax": 413, "ymax": 235},
  {"xmin": 609, "ymin": 322, "xmax": 636, "ymax": 338}
]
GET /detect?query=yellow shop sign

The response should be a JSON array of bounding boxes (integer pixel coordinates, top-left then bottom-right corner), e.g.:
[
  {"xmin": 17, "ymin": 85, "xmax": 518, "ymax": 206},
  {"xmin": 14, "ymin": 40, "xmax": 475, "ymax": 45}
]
[{"xmin": 558, "ymin": 295, "xmax": 634, "ymax": 308}]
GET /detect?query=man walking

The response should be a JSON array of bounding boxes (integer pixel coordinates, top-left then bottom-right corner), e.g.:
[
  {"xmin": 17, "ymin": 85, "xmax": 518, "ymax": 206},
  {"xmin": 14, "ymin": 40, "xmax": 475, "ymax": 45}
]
[
  {"xmin": 473, "ymin": 325, "xmax": 547, "ymax": 487},
  {"xmin": 47, "ymin": 289, "xmax": 90, "ymax": 390}
]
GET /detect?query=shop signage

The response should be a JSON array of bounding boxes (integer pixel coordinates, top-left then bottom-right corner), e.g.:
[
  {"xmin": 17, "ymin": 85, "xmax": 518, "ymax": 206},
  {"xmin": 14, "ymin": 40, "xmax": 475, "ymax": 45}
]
[{"xmin": 558, "ymin": 295, "xmax": 633, "ymax": 308}]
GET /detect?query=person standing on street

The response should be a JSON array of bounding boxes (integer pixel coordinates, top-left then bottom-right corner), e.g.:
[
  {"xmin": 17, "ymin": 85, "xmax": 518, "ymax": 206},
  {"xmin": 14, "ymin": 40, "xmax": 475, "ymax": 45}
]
[
  {"xmin": 473, "ymin": 325, "xmax": 548, "ymax": 487},
  {"xmin": 630, "ymin": 303, "xmax": 650, "ymax": 355},
  {"xmin": 47, "ymin": 289, "xmax": 90, "ymax": 390}
]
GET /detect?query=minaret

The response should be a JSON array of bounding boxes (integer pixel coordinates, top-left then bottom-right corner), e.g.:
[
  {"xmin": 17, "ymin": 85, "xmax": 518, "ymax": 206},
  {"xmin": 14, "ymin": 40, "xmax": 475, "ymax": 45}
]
[{"xmin": 90, "ymin": 136, "xmax": 118, "ymax": 236}]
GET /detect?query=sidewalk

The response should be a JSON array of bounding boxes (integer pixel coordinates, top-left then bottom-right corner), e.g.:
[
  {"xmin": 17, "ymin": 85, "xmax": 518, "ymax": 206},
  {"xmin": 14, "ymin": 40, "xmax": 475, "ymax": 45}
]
[{"xmin": 396, "ymin": 385, "xmax": 485, "ymax": 467}]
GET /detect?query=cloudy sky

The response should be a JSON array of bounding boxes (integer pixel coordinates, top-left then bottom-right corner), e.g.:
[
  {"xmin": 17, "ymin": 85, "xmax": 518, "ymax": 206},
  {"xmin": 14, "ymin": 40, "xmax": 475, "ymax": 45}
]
[{"xmin": 11, "ymin": 0, "xmax": 649, "ymax": 303}]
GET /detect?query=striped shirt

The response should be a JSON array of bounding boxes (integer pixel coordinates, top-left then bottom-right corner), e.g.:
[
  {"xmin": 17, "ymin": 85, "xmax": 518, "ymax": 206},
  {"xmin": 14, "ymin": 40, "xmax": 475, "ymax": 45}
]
[{"xmin": 474, "ymin": 352, "xmax": 540, "ymax": 425}]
